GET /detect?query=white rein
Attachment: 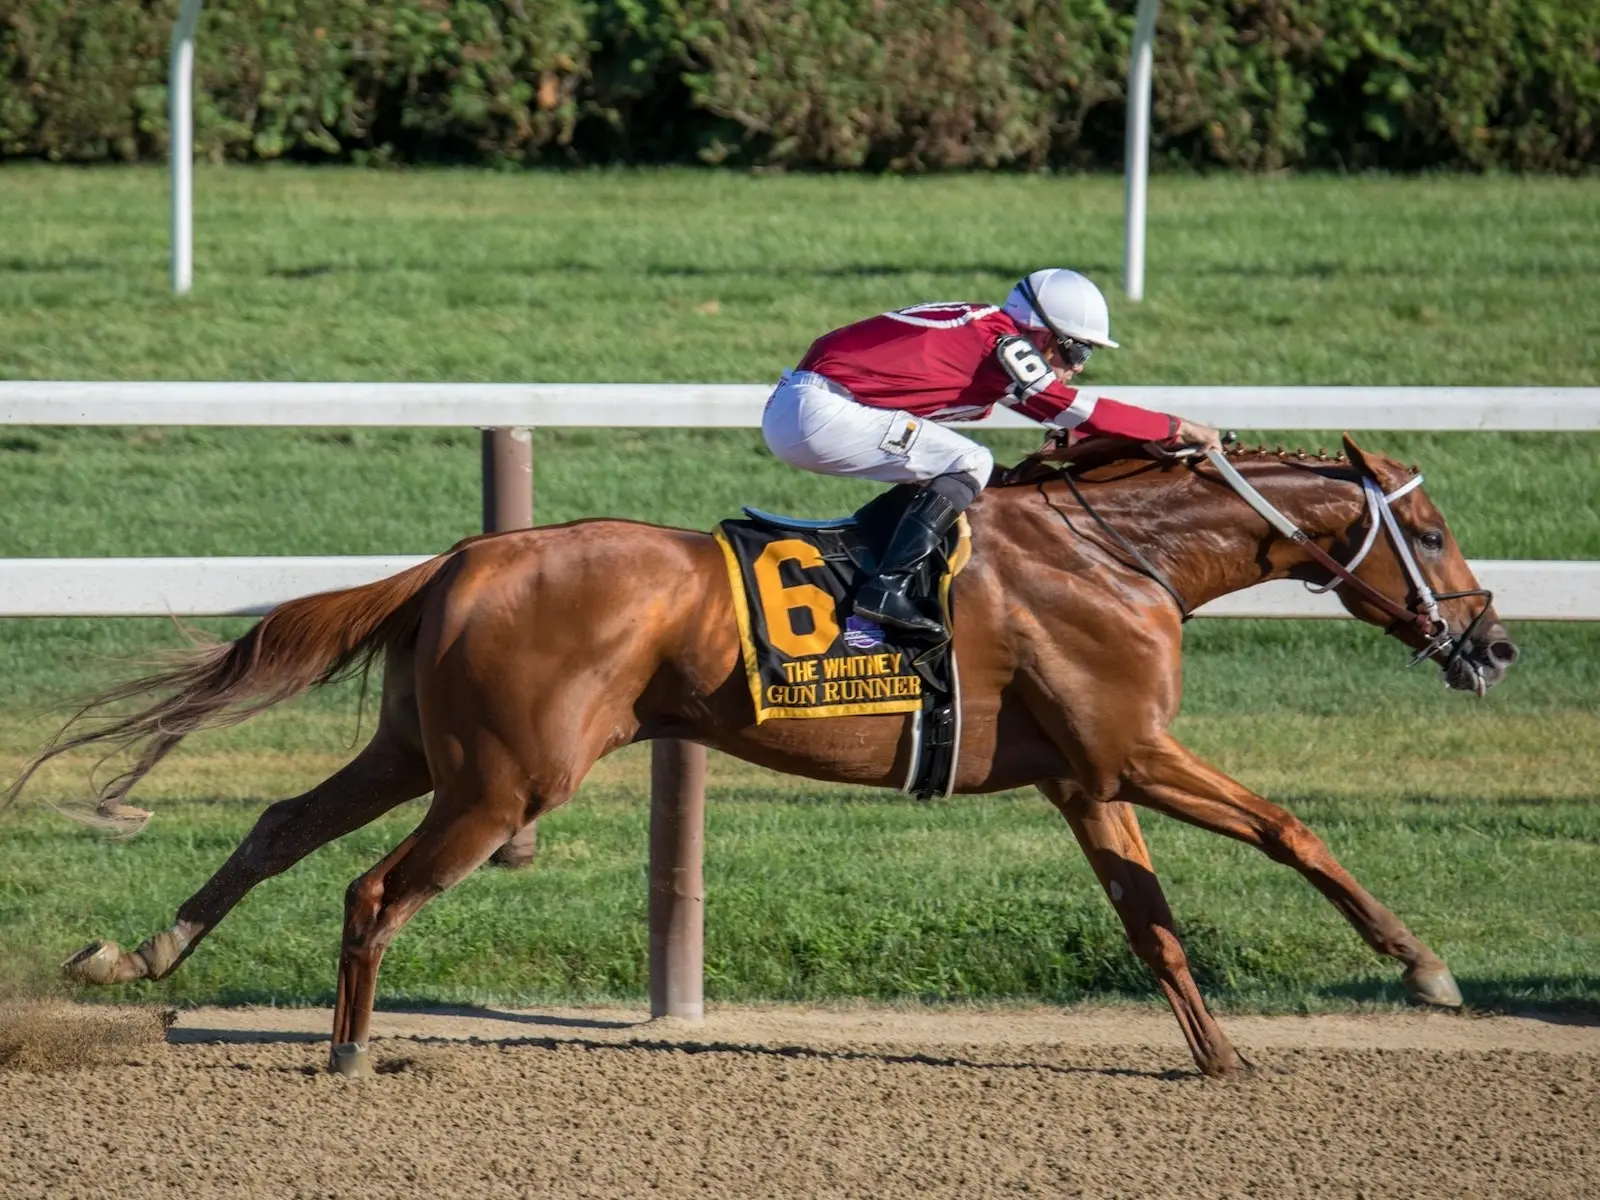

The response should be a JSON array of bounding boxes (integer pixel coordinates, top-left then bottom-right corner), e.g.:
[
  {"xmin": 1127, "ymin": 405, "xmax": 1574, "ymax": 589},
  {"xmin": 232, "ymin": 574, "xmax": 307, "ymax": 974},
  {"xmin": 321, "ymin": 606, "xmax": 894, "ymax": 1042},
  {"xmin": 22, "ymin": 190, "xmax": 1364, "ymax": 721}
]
[{"xmin": 1203, "ymin": 448, "xmax": 1443, "ymax": 629}]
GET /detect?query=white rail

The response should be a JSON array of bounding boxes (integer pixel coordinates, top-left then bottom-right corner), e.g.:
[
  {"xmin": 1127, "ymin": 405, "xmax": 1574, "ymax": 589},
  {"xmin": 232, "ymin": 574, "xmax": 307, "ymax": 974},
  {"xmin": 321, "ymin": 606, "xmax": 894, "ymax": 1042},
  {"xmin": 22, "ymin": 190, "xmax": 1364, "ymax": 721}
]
[
  {"xmin": 0, "ymin": 557, "xmax": 432, "ymax": 617},
  {"xmin": 0, "ymin": 384, "xmax": 1593, "ymax": 622},
  {"xmin": 0, "ymin": 558, "xmax": 1593, "ymax": 621},
  {"xmin": 2, "ymin": 382, "xmax": 1599, "ymax": 431}
]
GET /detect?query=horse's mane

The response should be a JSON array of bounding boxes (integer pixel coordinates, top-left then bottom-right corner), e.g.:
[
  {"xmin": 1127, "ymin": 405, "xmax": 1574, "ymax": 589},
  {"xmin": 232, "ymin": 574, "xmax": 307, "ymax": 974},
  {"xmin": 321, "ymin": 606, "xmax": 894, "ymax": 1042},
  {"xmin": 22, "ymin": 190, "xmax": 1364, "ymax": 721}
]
[{"xmin": 991, "ymin": 438, "xmax": 1359, "ymax": 489}]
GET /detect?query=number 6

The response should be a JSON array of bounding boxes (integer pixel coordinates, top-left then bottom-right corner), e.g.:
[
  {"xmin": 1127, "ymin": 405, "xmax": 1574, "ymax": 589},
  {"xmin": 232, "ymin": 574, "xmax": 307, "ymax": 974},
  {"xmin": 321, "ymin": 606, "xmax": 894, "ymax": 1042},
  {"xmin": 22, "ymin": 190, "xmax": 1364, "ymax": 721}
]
[
  {"xmin": 753, "ymin": 539, "xmax": 840, "ymax": 658},
  {"xmin": 1000, "ymin": 338, "xmax": 1050, "ymax": 384}
]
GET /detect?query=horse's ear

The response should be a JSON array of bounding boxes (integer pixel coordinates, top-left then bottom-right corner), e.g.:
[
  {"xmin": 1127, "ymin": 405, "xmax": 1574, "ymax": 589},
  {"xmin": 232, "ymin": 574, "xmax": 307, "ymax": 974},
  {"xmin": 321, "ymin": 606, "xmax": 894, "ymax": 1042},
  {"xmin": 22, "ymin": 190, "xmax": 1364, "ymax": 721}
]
[
  {"xmin": 1340, "ymin": 433, "xmax": 1370, "ymax": 471},
  {"xmin": 1341, "ymin": 433, "xmax": 1408, "ymax": 489}
]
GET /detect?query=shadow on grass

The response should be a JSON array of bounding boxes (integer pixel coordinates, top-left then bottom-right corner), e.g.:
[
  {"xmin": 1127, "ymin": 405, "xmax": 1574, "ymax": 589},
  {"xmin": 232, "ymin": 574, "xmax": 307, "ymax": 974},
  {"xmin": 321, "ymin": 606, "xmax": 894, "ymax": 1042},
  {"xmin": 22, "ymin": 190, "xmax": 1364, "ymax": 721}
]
[
  {"xmin": 268, "ymin": 264, "xmax": 335, "ymax": 279},
  {"xmin": 1316, "ymin": 976, "xmax": 1600, "ymax": 1021},
  {"xmin": 257, "ymin": 260, "xmax": 1116, "ymax": 283},
  {"xmin": 1195, "ymin": 261, "xmax": 1343, "ymax": 280},
  {"xmin": 636, "ymin": 262, "xmax": 1096, "ymax": 282},
  {"xmin": 0, "ymin": 256, "xmax": 110, "ymax": 274}
]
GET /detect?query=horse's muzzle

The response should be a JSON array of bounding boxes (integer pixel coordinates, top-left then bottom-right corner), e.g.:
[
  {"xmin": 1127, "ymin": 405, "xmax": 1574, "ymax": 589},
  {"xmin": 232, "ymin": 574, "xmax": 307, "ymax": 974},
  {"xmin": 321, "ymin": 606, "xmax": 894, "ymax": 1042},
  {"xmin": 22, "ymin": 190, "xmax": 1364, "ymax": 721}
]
[{"xmin": 1443, "ymin": 620, "xmax": 1519, "ymax": 696}]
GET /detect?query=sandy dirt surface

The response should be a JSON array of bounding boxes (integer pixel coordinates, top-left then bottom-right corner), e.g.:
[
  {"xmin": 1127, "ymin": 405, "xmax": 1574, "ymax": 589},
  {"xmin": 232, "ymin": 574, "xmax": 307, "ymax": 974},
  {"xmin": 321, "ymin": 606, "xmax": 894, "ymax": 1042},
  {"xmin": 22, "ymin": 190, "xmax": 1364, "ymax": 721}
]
[{"xmin": 3, "ymin": 1002, "xmax": 1596, "ymax": 1198}]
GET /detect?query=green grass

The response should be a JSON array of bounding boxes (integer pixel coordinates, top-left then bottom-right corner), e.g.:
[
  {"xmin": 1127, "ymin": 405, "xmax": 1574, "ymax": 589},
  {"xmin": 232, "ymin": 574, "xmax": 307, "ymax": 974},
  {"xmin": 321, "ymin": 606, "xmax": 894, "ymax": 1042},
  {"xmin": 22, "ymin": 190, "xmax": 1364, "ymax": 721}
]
[
  {"xmin": 0, "ymin": 166, "xmax": 1595, "ymax": 1013},
  {"xmin": 3, "ymin": 167, "xmax": 1597, "ymax": 384},
  {"xmin": 2, "ymin": 778, "xmax": 1595, "ymax": 1014}
]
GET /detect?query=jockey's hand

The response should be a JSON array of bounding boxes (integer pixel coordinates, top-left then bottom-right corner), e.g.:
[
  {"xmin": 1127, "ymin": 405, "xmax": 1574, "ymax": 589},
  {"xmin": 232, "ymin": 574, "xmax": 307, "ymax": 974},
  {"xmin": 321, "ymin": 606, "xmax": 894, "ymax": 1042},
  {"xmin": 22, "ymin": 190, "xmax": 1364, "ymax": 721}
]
[
  {"xmin": 1171, "ymin": 418, "xmax": 1223, "ymax": 454},
  {"xmin": 1039, "ymin": 428, "xmax": 1074, "ymax": 457}
]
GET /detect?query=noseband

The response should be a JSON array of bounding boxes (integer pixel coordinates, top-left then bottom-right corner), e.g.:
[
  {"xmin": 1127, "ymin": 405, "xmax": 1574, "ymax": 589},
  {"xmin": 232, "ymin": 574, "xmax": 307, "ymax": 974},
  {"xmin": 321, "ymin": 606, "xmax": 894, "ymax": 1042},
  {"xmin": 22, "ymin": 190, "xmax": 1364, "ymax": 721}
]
[{"xmin": 1203, "ymin": 450, "xmax": 1495, "ymax": 672}]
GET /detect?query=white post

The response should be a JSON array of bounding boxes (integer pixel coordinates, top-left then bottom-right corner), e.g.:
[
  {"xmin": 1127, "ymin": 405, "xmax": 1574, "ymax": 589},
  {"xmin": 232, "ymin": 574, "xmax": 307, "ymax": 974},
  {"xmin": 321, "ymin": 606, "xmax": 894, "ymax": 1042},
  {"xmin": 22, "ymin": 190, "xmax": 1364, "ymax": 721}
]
[
  {"xmin": 169, "ymin": 0, "xmax": 204, "ymax": 295},
  {"xmin": 1123, "ymin": 0, "xmax": 1160, "ymax": 303}
]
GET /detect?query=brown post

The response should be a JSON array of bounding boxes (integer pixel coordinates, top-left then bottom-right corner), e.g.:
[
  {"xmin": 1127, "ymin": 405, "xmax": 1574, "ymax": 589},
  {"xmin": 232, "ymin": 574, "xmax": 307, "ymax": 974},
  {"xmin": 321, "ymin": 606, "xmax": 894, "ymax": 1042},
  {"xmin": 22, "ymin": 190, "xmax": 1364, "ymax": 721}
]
[
  {"xmin": 481, "ymin": 426, "xmax": 534, "ymax": 532},
  {"xmin": 649, "ymin": 739, "xmax": 707, "ymax": 1021},
  {"xmin": 484, "ymin": 427, "xmax": 538, "ymax": 868}
]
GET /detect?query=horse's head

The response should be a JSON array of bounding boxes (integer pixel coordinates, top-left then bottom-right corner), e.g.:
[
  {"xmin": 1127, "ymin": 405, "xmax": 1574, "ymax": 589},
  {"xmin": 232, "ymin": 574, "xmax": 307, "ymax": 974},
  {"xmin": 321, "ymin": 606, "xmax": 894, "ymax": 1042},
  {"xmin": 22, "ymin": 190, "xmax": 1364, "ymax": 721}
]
[{"xmin": 1334, "ymin": 435, "xmax": 1518, "ymax": 695}]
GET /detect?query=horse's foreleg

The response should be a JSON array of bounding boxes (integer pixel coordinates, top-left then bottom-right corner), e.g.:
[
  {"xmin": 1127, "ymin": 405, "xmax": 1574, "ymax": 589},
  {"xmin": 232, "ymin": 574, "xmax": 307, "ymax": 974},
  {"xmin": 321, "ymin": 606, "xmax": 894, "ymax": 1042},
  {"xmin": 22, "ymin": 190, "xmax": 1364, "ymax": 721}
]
[
  {"xmin": 1039, "ymin": 781, "xmax": 1245, "ymax": 1078},
  {"xmin": 1122, "ymin": 734, "xmax": 1461, "ymax": 1007},
  {"xmin": 62, "ymin": 728, "xmax": 432, "ymax": 988}
]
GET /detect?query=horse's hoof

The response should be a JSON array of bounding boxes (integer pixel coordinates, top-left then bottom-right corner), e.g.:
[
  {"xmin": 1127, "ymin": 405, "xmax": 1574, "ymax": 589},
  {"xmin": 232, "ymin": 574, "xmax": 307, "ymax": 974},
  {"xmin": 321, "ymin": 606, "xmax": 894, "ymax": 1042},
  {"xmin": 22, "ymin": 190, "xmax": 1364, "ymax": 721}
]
[
  {"xmin": 1201, "ymin": 1050, "xmax": 1252, "ymax": 1080},
  {"xmin": 1404, "ymin": 964, "xmax": 1464, "ymax": 1008},
  {"xmin": 329, "ymin": 1041, "xmax": 371, "ymax": 1078},
  {"xmin": 489, "ymin": 846, "xmax": 536, "ymax": 869},
  {"xmin": 490, "ymin": 825, "xmax": 537, "ymax": 869},
  {"xmin": 62, "ymin": 941, "xmax": 122, "ymax": 985}
]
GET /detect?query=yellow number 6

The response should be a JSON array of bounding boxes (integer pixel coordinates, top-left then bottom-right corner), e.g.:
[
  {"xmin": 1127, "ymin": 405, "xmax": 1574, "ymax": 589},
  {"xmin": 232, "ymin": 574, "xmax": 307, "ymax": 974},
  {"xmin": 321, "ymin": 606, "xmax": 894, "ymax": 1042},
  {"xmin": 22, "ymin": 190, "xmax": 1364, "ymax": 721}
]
[{"xmin": 753, "ymin": 539, "xmax": 840, "ymax": 658}]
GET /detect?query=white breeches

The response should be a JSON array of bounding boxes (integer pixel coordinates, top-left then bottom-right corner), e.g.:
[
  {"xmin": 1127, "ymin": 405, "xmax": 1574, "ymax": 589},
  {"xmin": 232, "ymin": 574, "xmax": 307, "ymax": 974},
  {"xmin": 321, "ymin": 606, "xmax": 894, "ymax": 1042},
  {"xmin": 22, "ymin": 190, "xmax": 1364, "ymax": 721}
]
[{"xmin": 761, "ymin": 371, "xmax": 994, "ymax": 490}]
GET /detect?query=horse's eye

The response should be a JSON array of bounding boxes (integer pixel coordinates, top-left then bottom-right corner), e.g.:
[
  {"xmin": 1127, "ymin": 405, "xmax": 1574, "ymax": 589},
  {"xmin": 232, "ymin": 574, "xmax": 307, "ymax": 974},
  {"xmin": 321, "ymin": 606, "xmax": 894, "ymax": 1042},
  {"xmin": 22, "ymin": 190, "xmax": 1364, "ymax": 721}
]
[{"xmin": 1419, "ymin": 530, "xmax": 1445, "ymax": 552}]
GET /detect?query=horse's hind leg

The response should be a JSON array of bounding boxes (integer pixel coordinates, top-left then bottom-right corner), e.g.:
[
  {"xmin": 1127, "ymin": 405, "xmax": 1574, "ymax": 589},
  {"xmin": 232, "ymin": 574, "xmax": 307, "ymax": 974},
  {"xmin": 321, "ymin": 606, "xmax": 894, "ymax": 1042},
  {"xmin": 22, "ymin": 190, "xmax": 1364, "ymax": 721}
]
[
  {"xmin": 1123, "ymin": 733, "xmax": 1460, "ymax": 1007},
  {"xmin": 491, "ymin": 819, "xmax": 538, "ymax": 868},
  {"xmin": 328, "ymin": 744, "xmax": 539, "ymax": 1075},
  {"xmin": 1040, "ymin": 780, "xmax": 1245, "ymax": 1079},
  {"xmin": 62, "ymin": 723, "xmax": 432, "ymax": 987}
]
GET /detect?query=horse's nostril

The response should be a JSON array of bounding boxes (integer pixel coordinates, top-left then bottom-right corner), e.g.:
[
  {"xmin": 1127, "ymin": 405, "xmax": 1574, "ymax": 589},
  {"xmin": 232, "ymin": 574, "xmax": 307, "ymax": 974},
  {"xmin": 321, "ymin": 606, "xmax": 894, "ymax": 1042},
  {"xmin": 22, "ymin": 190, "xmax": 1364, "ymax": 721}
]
[{"xmin": 1487, "ymin": 639, "xmax": 1519, "ymax": 667}]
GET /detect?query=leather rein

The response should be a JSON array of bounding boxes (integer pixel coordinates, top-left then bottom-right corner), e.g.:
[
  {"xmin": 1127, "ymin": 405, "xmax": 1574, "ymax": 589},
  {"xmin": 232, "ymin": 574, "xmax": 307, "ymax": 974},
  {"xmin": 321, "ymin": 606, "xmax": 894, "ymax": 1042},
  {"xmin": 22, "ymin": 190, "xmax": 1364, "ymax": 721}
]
[{"xmin": 1046, "ymin": 448, "xmax": 1495, "ymax": 672}]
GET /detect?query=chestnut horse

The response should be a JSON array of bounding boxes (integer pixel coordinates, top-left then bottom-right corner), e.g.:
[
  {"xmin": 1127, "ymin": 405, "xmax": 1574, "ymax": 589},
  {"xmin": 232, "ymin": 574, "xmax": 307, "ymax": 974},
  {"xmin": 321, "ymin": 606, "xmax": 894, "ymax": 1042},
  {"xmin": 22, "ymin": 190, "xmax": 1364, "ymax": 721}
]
[{"xmin": 16, "ymin": 436, "xmax": 1517, "ymax": 1078}]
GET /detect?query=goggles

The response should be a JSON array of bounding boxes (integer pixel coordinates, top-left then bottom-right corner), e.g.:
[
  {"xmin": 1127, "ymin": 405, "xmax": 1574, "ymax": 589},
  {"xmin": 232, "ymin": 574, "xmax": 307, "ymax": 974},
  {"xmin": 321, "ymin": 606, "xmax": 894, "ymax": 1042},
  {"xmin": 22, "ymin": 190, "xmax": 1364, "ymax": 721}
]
[
  {"xmin": 1017, "ymin": 274, "xmax": 1097, "ymax": 372},
  {"xmin": 1058, "ymin": 339, "xmax": 1094, "ymax": 370}
]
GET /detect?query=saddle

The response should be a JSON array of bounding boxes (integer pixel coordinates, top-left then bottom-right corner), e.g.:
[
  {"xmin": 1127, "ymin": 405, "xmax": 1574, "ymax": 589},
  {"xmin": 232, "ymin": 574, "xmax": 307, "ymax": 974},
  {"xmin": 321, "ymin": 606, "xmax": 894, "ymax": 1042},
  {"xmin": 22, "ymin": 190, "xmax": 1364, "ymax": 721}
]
[{"xmin": 714, "ymin": 486, "xmax": 971, "ymax": 800}]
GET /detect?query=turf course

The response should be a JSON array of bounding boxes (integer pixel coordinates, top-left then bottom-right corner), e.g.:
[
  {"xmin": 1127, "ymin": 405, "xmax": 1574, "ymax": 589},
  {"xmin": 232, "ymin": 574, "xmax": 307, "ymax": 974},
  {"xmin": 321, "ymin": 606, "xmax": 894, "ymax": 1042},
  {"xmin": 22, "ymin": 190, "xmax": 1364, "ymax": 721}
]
[{"xmin": 0, "ymin": 168, "xmax": 1595, "ymax": 1014}]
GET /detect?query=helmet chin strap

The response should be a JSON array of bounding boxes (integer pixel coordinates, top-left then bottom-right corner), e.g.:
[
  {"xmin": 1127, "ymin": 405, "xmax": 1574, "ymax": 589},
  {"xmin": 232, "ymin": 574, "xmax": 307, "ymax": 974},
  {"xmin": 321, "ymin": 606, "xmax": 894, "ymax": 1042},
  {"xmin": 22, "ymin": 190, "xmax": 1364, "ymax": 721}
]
[{"xmin": 1018, "ymin": 275, "xmax": 1071, "ymax": 352}]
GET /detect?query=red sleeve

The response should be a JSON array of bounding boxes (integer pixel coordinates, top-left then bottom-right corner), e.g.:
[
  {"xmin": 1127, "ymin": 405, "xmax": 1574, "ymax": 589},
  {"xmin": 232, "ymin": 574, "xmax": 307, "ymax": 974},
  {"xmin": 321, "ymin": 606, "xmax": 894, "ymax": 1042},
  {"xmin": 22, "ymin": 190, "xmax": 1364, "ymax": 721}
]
[
  {"xmin": 1078, "ymin": 395, "xmax": 1174, "ymax": 442},
  {"xmin": 1005, "ymin": 379, "xmax": 1175, "ymax": 443}
]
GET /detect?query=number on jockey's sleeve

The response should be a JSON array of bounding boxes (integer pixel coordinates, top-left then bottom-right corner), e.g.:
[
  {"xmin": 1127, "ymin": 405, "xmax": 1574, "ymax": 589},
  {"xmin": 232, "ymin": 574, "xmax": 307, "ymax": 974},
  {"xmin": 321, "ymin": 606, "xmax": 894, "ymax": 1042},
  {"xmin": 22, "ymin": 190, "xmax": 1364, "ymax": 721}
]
[{"xmin": 995, "ymin": 336, "xmax": 1053, "ymax": 400}]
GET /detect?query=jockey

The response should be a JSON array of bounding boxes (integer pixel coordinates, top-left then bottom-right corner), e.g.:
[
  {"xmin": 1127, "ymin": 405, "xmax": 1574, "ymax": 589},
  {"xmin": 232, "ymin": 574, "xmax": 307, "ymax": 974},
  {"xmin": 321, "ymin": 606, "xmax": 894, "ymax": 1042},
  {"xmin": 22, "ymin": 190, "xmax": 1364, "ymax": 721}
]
[{"xmin": 762, "ymin": 268, "xmax": 1222, "ymax": 638}]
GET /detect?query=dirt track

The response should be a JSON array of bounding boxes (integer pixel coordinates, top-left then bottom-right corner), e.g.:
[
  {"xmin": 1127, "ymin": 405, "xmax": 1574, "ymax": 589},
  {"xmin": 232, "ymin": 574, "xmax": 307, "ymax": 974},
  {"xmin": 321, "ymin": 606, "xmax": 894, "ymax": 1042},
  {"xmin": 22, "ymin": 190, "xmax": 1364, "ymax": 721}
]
[{"xmin": 3, "ymin": 1003, "xmax": 1596, "ymax": 1198}]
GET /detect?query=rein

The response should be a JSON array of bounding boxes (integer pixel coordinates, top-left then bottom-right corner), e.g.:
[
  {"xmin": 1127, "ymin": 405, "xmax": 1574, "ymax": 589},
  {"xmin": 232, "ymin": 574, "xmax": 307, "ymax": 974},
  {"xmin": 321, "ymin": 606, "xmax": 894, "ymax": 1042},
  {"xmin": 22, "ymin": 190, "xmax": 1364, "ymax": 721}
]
[
  {"xmin": 1028, "ymin": 447, "xmax": 1494, "ymax": 672},
  {"xmin": 1046, "ymin": 472, "xmax": 1193, "ymax": 619},
  {"xmin": 1202, "ymin": 450, "xmax": 1495, "ymax": 669}
]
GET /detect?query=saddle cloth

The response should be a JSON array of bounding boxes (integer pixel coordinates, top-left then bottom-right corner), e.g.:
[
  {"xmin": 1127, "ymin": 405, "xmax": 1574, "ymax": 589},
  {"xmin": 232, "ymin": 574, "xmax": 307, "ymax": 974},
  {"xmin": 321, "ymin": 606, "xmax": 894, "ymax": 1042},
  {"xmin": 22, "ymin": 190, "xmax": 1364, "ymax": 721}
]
[{"xmin": 713, "ymin": 487, "xmax": 972, "ymax": 799}]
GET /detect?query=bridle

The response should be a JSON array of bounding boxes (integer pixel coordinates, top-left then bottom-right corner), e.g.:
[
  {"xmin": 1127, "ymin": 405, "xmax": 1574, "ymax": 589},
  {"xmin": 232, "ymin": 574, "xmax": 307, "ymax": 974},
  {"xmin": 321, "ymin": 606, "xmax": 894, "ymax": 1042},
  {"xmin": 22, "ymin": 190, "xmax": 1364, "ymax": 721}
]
[
  {"xmin": 1038, "ymin": 445, "xmax": 1495, "ymax": 677},
  {"xmin": 1202, "ymin": 449, "xmax": 1495, "ymax": 674}
]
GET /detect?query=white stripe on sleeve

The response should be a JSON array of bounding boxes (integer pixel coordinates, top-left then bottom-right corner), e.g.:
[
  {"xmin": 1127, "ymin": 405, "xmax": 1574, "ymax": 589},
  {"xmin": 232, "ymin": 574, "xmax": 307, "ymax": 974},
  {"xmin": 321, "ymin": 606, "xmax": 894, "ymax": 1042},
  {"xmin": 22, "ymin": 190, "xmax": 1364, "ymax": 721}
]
[{"xmin": 1048, "ymin": 391, "xmax": 1099, "ymax": 429}]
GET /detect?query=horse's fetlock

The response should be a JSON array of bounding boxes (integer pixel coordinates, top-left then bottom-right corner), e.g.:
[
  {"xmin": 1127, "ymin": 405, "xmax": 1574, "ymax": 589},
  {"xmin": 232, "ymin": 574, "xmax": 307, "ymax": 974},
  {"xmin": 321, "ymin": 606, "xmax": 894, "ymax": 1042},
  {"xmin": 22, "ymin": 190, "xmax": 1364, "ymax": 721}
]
[{"xmin": 135, "ymin": 927, "xmax": 188, "ymax": 979}]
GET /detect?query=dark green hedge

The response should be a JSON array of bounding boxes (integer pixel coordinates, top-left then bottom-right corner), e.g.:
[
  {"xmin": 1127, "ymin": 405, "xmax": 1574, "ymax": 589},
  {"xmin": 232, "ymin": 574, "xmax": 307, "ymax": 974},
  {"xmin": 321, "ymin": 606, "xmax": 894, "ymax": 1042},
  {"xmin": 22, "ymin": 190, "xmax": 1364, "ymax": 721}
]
[{"xmin": 2, "ymin": 0, "xmax": 1596, "ymax": 169}]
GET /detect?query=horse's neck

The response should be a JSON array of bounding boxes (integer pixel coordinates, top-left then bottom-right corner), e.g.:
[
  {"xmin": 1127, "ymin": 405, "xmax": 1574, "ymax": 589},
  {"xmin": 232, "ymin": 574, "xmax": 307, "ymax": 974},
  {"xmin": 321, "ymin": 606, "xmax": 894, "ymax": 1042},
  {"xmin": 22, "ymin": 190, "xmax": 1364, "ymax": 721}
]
[{"xmin": 984, "ymin": 458, "xmax": 1365, "ymax": 612}]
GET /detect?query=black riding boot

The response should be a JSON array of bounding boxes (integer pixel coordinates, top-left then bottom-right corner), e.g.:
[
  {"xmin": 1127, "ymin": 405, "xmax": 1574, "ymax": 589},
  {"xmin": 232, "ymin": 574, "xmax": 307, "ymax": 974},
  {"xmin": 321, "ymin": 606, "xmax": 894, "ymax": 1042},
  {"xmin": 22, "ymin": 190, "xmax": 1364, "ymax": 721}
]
[{"xmin": 853, "ymin": 487, "xmax": 961, "ymax": 639}]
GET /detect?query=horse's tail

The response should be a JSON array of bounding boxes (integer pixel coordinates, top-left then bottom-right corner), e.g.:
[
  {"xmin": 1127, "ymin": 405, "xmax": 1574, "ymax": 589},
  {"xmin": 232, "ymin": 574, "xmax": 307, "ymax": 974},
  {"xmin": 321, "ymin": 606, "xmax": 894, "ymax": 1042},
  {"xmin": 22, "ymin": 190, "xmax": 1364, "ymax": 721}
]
[{"xmin": 5, "ymin": 550, "xmax": 460, "ymax": 818}]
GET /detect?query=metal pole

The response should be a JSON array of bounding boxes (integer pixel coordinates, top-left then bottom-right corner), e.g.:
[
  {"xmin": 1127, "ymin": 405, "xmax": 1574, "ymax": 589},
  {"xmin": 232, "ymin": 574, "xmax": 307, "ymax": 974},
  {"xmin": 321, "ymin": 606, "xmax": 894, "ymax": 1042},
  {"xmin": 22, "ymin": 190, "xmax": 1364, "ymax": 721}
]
[
  {"xmin": 169, "ymin": 0, "xmax": 203, "ymax": 295},
  {"xmin": 649, "ymin": 739, "xmax": 706, "ymax": 1021},
  {"xmin": 484, "ymin": 426, "xmax": 537, "ymax": 868},
  {"xmin": 1123, "ymin": 0, "xmax": 1160, "ymax": 303}
]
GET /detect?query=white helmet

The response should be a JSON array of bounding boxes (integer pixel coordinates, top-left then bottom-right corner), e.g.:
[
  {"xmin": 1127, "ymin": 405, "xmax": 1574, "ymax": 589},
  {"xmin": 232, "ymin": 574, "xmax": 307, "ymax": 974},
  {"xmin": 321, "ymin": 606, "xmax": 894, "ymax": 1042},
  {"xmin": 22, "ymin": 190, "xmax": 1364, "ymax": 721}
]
[{"xmin": 1003, "ymin": 268, "xmax": 1118, "ymax": 348}]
